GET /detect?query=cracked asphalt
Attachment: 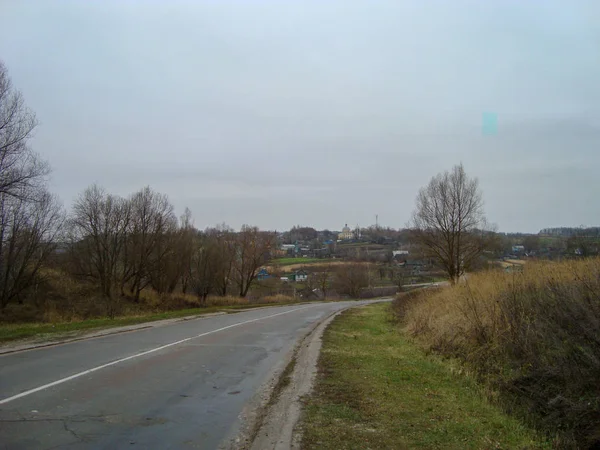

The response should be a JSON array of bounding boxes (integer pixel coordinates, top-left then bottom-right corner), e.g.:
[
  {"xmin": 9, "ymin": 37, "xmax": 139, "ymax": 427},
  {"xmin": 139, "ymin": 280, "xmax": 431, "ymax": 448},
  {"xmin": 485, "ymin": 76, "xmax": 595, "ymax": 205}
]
[{"xmin": 0, "ymin": 301, "xmax": 371, "ymax": 449}]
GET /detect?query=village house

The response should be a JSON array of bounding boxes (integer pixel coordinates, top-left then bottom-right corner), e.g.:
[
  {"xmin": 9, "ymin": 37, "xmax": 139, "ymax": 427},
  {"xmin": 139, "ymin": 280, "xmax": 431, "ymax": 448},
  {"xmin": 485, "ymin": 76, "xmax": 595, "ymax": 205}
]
[
  {"xmin": 288, "ymin": 270, "xmax": 308, "ymax": 282},
  {"xmin": 256, "ymin": 268, "xmax": 270, "ymax": 281}
]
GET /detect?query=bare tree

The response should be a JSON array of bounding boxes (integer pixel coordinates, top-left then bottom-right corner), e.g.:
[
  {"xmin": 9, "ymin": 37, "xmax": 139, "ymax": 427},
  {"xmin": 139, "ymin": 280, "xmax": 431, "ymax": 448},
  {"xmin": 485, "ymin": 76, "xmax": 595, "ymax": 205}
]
[
  {"xmin": 0, "ymin": 191, "xmax": 64, "ymax": 309},
  {"xmin": 392, "ymin": 266, "xmax": 408, "ymax": 292},
  {"xmin": 522, "ymin": 235, "xmax": 541, "ymax": 254},
  {"xmin": 377, "ymin": 264, "xmax": 387, "ymax": 281},
  {"xmin": 190, "ymin": 232, "xmax": 221, "ymax": 304},
  {"xmin": 234, "ymin": 225, "xmax": 274, "ymax": 297},
  {"xmin": 0, "ymin": 61, "xmax": 49, "ymax": 200},
  {"xmin": 566, "ymin": 229, "xmax": 595, "ymax": 258},
  {"xmin": 69, "ymin": 185, "xmax": 131, "ymax": 316},
  {"xmin": 333, "ymin": 263, "xmax": 369, "ymax": 298},
  {"xmin": 206, "ymin": 224, "xmax": 236, "ymax": 296},
  {"xmin": 124, "ymin": 186, "xmax": 177, "ymax": 301},
  {"xmin": 0, "ymin": 62, "xmax": 63, "ymax": 311},
  {"xmin": 177, "ymin": 207, "xmax": 196, "ymax": 294},
  {"xmin": 314, "ymin": 265, "xmax": 332, "ymax": 299},
  {"xmin": 410, "ymin": 163, "xmax": 491, "ymax": 284},
  {"xmin": 147, "ymin": 225, "xmax": 180, "ymax": 294}
]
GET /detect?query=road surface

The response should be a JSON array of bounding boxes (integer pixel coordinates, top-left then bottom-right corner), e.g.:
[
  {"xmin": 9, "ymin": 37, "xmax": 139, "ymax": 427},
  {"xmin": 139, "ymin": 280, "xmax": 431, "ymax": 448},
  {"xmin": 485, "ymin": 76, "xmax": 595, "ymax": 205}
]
[{"xmin": 0, "ymin": 301, "xmax": 377, "ymax": 449}]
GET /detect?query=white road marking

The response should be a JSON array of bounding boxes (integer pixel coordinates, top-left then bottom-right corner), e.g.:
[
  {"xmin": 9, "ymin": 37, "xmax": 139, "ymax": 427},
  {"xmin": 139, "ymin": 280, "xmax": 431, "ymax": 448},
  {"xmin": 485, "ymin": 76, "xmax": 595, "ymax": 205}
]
[{"xmin": 0, "ymin": 305, "xmax": 317, "ymax": 405}]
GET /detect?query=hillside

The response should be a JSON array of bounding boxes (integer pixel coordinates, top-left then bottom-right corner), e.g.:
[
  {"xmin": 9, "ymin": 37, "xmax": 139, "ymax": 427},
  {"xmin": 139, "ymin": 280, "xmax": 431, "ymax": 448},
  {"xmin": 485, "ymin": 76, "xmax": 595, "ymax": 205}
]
[{"xmin": 394, "ymin": 258, "xmax": 600, "ymax": 448}]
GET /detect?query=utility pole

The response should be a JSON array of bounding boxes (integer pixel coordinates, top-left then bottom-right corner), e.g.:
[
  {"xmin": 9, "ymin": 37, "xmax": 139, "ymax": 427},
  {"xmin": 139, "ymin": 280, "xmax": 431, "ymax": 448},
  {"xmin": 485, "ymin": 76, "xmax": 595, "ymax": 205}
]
[{"xmin": 376, "ymin": 214, "xmax": 378, "ymax": 229}]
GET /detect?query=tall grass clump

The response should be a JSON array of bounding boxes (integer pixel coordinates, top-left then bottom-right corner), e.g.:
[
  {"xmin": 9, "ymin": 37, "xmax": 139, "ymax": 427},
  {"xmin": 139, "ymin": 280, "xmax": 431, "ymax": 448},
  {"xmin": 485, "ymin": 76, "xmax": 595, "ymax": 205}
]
[{"xmin": 394, "ymin": 258, "xmax": 600, "ymax": 449}]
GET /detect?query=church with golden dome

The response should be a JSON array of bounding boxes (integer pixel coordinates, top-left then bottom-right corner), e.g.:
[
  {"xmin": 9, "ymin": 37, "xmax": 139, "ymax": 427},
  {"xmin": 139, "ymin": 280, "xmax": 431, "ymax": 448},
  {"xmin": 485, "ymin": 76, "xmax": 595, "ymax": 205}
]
[{"xmin": 338, "ymin": 224, "xmax": 354, "ymax": 241}]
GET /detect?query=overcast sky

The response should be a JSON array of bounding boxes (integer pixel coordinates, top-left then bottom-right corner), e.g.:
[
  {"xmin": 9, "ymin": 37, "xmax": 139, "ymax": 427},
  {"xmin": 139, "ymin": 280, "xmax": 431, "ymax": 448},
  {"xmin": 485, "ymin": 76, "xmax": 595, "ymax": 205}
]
[{"xmin": 1, "ymin": 1, "xmax": 598, "ymax": 233}]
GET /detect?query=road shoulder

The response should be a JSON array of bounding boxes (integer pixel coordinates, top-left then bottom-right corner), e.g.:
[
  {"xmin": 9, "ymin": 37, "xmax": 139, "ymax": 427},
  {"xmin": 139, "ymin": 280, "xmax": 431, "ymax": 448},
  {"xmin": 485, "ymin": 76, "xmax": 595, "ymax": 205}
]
[
  {"xmin": 297, "ymin": 303, "xmax": 550, "ymax": 449},
  {"xmin": 246, "ymin": 308, "xmax": 342, "ymax": 450}
]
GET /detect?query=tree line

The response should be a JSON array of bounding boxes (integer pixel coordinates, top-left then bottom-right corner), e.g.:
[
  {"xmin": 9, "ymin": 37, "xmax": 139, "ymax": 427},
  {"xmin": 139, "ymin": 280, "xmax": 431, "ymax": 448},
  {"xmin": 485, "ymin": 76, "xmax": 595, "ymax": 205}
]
[
  {"xmin": 3, "ymin": 179, "xmax": 276, "ymax": 315},
  {"xmin": 0, "ymin": 62, "xmax": 275, "ymax": 316},
  {"xmin": 66, "ymin": 184, "xmax": 275, "ymax": 315}
]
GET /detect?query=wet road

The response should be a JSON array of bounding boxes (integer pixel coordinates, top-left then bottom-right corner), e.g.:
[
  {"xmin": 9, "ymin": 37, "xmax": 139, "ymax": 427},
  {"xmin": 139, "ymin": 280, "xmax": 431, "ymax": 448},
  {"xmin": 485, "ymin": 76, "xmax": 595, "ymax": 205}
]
[{"xmin": 0, "ymin": 301, "xmax": 375, "ymax": 449}]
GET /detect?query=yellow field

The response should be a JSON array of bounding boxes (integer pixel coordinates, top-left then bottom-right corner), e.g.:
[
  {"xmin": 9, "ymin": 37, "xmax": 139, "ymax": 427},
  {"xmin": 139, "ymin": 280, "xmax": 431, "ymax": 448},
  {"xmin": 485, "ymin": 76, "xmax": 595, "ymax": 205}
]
[{"xmin": 265, "ymin": 260, "xmax": 362, "ymax": 273}]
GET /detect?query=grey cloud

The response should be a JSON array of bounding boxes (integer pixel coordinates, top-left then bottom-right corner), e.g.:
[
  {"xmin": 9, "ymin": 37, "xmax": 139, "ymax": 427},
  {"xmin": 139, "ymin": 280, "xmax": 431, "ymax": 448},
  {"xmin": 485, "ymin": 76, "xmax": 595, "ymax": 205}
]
[{"xmin": 1, "ymin": 0, "xmax": 599, "ymax": 232}]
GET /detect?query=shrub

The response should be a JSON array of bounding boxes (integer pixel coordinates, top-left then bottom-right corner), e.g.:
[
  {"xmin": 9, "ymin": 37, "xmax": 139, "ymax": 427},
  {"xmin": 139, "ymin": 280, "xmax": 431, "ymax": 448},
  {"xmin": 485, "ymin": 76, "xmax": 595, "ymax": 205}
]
[
  {"xmin": 0, "ymin": 267, "xmax": 303, "ymax": 325},
  {"xmin": 333, "ymin": 263, "xmax": 369, "ymax": 297},
  {"xmin": 259, "ymin": 294, "xmax": 296, "ymax": 304},
  {"xmin": 205, "ymin": 295, "xmax": 250, "ymax": 306},
  {"xmin": 393, "ymin": 258, "xmax": 600, "ymax": 448},
  {"xmin": 359, "ymin": 286, "xmax": 398, "ymax": 298}
]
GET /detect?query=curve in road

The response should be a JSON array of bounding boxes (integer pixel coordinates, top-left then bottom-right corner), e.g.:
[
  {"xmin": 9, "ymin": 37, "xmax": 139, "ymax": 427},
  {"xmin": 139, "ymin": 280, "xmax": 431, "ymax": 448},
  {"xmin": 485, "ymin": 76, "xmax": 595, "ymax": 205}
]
[{"xmin": 0, "ymin": 300, "xmax": 377, "ymax": 449}]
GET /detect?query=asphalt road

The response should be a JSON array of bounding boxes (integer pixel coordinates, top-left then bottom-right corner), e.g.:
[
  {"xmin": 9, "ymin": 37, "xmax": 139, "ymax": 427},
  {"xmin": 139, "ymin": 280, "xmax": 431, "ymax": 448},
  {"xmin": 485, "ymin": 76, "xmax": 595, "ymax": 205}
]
[{"xmin": 0, "ymin": 301, "xmax": 376, "ymax": 449}]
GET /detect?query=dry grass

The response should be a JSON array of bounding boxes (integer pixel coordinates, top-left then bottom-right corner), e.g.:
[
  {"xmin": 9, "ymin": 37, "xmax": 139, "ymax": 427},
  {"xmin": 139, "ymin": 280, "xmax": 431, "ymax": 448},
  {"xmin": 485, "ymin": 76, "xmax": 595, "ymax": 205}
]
[
  {"xmin": 393, "ymin": 258, "xmax": 600, "ymax": 449},
  {"xmin": 258, "ymin": 294, "xmax": 296, "ymax": 303},
  {"xmin": 38, "ymin": 292, "xmax": 297, "ymax": 320},
  {"xmin": 504, "ymin": 259, "xmax": 527, "ymax": 265},
  {"xmin": 269, "ymin": 257, "xmax": 322, "ymax": 266},
  {"xmin": 266, "ymin": 261, "xmax": 356, "ymax": 273},
  {"xmin": 205, "ymin": 294, "xmax": 295, "ymax": 306},
  {"xmin": 499, "ymin": 261, "xmax": 526, "ymax": 269},
  {"xmin": 0, "ymin": 266, "xmax": 305, "ymax": 343},
  {"xmin": 0, "ymin": 293, "xmax": 301, "ymax": 344},
  {"xmin": 0, "ymin": 267, "xmax": 300, "ymax": 325}
]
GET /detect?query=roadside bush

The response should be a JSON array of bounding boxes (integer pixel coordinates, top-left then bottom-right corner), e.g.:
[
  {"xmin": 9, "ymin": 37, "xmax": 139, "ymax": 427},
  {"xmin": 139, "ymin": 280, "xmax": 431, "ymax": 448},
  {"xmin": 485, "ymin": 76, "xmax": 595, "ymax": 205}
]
[
  {"xmin": 393, "ymin": 258, "xmax": 600, "ymax": 449},
  {"xmin": 333, "ymin": 263, "xmax": 370, "ymax": 297},
  {"xmin": 359, "ymin": 286, "xmax": 398, "ymax": 298},
  {"xmin": 0, "ymin": 265, "xmax": 307, "ymax": 325},
  {"xmin": 257, "ymin": 294, "xmax": 296, "ymax": 304},
  {"xmin": 205, "ymin": 295, "xmax": 250, "ymax": 306}
]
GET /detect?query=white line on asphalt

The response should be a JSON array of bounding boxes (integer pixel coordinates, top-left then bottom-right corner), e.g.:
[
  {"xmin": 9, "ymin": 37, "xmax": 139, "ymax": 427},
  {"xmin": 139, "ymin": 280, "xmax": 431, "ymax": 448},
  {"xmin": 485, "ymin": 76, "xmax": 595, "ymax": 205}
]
[{"xmin": 0, "ymin": 305, "xmax": 317, "ymax": 405}]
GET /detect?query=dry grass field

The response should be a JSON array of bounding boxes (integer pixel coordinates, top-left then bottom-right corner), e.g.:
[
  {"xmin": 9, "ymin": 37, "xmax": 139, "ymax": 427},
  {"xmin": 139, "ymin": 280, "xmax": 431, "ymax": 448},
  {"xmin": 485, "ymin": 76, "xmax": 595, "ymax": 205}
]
[{"xmin": 394, "ymin": 258, "xmax": 600, "ymax": 448}]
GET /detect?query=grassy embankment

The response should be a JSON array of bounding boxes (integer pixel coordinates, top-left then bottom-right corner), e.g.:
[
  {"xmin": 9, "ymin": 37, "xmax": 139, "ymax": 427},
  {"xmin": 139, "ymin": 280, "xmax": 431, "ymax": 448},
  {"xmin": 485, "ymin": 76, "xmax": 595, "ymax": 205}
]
[
  {"xmin": 0, "ymin": 294, "xmax": 300, "ymax": 344},
  {"xmin": 301, "ymin": 303, "xmax": 548, "ymax": 449},
  {"xmin": 396, "ymin": 258, "xmax": 600, "ymax": 449}
]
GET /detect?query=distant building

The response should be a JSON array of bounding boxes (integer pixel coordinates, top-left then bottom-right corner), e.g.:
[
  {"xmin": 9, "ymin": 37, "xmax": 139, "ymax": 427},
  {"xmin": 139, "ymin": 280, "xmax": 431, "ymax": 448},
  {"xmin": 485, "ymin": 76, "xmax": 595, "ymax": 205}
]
[
  {"xmin": 295, "ymin": 270, "xmax": 308, "ymax": 282},
  {"xmin": 288, "ymin": 270, "xmax": 308, "ymax": 282},
  {"xmin": 257, "ymin": 268, "xmax": 270, "ymax": 281},
  {"xmin": 405, "ymin": 260, "xmax": 426, "ymax": 275},
  {"xmin": 512, "ymin": 245, "xmax": 525, "ymax": 253},
  {"xmin": 338, "ymin": 224, "xmax": 353, "ymax": 240},
  {"xmin": 280, "ymin": 244, "xmax": 297, "ymax": 256}
]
